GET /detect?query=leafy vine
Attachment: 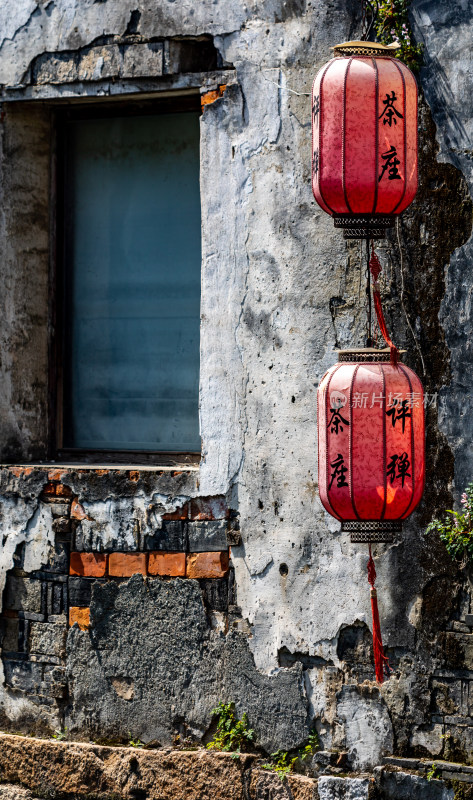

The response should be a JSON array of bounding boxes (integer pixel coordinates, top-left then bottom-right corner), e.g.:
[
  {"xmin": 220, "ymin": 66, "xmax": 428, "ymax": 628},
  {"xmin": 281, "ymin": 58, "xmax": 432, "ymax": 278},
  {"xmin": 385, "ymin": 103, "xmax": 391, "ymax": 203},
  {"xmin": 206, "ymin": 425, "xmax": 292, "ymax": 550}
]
[
  {"xmin": 427, "ymin": 483, "xmax": 473, "ymax": 567},
  {"xmin": 375, "ymin": 0, "xmax": 423, "ymax": 71}
]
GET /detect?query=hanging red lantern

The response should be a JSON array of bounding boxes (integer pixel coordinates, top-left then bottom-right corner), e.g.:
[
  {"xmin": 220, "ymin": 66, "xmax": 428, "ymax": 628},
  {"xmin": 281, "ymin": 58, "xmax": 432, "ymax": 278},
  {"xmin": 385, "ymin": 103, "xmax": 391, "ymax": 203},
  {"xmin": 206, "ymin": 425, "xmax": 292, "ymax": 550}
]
[
  {"xmin": 311, "ymin": 41, "xmax": 418, "ymax": 239},
  {"xmin": 317, "ymin": 347, "xmax": 425, "ymax": 682},
  {"xmin": 318, "ymin": 349, "xmax": 425, "ymax": 541}
]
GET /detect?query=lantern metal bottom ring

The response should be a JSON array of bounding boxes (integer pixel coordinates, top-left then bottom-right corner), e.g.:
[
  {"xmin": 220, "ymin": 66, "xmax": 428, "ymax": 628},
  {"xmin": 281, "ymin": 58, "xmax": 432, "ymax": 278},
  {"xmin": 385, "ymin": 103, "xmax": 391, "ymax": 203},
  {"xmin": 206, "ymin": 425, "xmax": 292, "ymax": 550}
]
[
  {"xmin": 333, "ymin": 214, "xmax": 395, "ymax": 240},
  {"xmin": 342, "ymin": 520, "xmax": 402, "ymax": 543}
]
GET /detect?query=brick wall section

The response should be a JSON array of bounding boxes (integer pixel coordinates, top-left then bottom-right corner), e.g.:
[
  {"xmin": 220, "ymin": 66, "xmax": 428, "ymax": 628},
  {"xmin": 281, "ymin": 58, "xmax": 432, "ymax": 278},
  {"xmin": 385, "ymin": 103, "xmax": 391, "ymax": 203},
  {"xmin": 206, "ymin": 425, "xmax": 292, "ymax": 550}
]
[
  {"xmin": 0, "ymin": 472, "xmax": 239, "ymax": 720},
  {"xmin": 69, "ymin": 550, "xmax": 230, "ymax": 580}
]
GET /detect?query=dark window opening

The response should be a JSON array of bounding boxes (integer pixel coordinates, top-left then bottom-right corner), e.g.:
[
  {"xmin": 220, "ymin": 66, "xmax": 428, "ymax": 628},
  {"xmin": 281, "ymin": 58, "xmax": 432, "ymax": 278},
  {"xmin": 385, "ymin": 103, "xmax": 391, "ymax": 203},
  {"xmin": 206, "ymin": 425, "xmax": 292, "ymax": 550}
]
[{"xmin": 53, "ymin": 97, "xmax": 201, "ymax": 464}]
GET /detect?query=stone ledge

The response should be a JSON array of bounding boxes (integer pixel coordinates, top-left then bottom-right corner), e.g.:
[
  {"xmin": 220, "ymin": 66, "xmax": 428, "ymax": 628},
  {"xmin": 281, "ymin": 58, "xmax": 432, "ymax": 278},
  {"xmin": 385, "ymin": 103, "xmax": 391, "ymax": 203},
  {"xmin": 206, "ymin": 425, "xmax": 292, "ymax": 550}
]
[
  {"xmin": 249, "ymin": 769, "xmax": 319, "ymax": 799},
  {"xmin": 0, "ymin": 734, "xmax": 319, "ymax": 800},
  {"xmin": 383, "ymin": 755, "xmax": 473, "ymax": 780},
  {"xmin": 0, "ymin": 734, "xmax": 254, "ymax": 799}
]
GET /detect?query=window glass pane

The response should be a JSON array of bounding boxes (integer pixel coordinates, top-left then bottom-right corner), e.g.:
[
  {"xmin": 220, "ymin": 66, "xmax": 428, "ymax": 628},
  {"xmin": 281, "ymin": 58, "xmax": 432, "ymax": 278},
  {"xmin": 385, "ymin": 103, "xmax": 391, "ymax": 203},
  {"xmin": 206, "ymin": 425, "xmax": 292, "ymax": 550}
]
[{"xmin": 63, "ymin": 110, "xmax": 201, "ymax": 451}]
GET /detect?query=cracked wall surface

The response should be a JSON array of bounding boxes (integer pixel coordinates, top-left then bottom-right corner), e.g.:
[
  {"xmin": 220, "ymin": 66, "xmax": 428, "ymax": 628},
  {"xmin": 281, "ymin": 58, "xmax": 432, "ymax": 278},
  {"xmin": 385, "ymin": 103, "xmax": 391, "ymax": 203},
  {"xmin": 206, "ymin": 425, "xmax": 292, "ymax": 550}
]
[{"xmin": 0, "ymin": 0, "xmax": 471, "ymax": 783}]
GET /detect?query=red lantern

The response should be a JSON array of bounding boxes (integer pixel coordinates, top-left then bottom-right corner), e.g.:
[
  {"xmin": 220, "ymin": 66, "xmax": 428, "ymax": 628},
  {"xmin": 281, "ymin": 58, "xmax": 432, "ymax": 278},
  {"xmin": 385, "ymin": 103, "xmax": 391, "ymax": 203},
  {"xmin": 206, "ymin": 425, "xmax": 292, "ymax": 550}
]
[
  {"xmin": 318, "ymin": 349, "xmax": 425, "ymax": 542},
  {"xmin": 311, "ymin": 41, "xmax": 418, "ymax": 239}
]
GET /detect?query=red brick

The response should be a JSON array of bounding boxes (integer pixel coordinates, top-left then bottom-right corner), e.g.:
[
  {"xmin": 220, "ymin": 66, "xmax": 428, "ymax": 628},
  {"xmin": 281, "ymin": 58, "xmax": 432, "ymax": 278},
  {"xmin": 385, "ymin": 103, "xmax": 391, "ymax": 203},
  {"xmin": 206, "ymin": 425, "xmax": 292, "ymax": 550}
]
[
  {"xmin": 128, "ymin": 470, "xmax": 140, "ymax": 482},
  {"xmin": 55, "ymin": 484, "xmax": 72, "ymax": 497},
  {"xmin": 48, "ymin": 469, "xmax": 68, "ymax": 482},
  {"xmin": 70, "ymin": 552, "xmax": 107, "ymax": 578},
  {"xmin": 108, "ymin": 552, "xmax": 148, "ymax": 578},
  {"xmin": 162, "ymin": 503, "xmax": 189, "ymax": 521},
  {"xmin": 69, "ymin": 607, "xmax": 90, "ymax": 630},
  {"xmin": 70, "ymin": 498, "xmax": 88, "ymax": 521},
  {"xmin": 189, "ymin": 497, "xmax": 228, "ymax": 521},
  {"xmin": 186, "ymin": 552, "xmax": 229, "ymax": 579},
  {"xmin": 9, "ymin": 467, "xmax": 34, "ymax": 478},
  {"xmin": 42, "ymin": 482, "xmax": 57, "ymax": 496},
  {"xmin": 148, "ymin": 552, "xmax": 186, "ymax": 577}
]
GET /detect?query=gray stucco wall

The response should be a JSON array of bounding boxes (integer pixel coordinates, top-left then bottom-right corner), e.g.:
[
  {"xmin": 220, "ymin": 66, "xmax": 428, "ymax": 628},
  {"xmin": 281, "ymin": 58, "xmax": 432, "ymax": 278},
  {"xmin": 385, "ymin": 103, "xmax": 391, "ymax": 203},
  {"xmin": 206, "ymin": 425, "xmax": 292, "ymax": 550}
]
[{"xmin": 0, "ymin": 0, "xmax": 471, "ymax": 780}]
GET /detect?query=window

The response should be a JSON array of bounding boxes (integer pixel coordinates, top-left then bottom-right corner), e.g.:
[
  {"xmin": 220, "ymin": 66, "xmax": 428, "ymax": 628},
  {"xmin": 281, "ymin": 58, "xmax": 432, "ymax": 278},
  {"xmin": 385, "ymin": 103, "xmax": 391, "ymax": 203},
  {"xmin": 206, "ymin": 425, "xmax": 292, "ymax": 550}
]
[{"xmin": 53, "ymin": 98, "xmax": 201, "ymax": 463}]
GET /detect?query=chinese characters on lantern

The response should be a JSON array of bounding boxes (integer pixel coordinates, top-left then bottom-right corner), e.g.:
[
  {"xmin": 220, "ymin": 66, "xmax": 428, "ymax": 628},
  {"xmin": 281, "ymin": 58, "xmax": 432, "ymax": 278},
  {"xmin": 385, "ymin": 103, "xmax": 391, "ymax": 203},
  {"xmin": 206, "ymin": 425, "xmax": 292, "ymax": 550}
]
[
  {"xmin": 386, "ymin": 452, "xmax": 411, "ymax": 487},
  {"xmin": 379, "ymin": 146, "xmax": 401, "ymax": 182},
  {"xmin": 379, "ymin": 91, "xmax": 403, "ymax": 127},
  {"xmin": 378, "ymin": 92, "xmax": 404, "ymax": 182},
  {"xmin": 327, "ymin": 405, "xmax": 349, "ymax": 434},
  {"xmin": 386, "ymin": 398, "xmax": 411, "ymax": 432},
  {"xmin": 329, "ymin": 454, "xmax": 349, "ymax": 489},
  {"xmin": 325, "ymin": 385, "xmax": 425, "ymax": 497}
]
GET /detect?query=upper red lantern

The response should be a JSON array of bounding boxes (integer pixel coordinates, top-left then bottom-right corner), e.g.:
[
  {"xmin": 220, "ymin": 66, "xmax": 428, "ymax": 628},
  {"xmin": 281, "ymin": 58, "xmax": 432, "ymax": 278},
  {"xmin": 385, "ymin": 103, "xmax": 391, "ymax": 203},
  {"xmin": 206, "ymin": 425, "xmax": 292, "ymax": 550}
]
[
  {"xmin": 312, "ymin": 41, "xmax": 418, "ymax": 239},
  {"xmin": 318, "ymin": 349, "xmax": 425, "ymax": 542}
]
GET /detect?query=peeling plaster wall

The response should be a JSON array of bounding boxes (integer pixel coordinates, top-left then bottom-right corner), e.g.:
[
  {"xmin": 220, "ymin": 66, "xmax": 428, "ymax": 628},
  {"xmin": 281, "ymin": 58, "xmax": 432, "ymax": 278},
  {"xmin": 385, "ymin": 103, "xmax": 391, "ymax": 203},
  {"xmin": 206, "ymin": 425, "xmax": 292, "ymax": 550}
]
[{"xmin": 0, "ymin": 0, "xmax": 471, "ymax": 780}]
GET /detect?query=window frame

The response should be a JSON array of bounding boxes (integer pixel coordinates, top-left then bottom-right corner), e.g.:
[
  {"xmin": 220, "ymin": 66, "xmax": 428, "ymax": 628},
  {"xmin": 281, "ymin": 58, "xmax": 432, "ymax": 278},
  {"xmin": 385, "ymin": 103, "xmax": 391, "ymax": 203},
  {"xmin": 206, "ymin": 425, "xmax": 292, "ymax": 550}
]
[{"xmin": 49, "ymin": 94, "xmax": 202, "ymax": 467}]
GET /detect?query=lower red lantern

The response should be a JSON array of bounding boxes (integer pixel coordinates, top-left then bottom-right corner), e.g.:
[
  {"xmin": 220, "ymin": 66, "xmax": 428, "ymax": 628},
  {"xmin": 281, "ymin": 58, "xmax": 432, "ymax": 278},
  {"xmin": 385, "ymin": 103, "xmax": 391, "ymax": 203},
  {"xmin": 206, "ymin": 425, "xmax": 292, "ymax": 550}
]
[
  {"xmin": 318, "ymin": 348, "xmax": 425, "ymax": 542},
  {"xmin": 317, "ymin": 348, "xmax": 425, "ymax": 683}
]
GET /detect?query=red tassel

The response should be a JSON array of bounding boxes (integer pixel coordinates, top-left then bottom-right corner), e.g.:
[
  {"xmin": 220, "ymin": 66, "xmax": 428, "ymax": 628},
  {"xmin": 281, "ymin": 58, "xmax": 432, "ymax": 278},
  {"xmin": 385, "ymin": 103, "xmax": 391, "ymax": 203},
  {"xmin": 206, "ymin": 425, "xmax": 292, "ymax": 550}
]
[
  {"xmin": 369, "ymin": 249, "xmax": 399, "ymax": 367},
  {"xmin": 373, "ymin": 290, "xmax": 399, "ymax": 367},
  {"xmin": 369, "ymin": 249, "xmax": 382, "ymax": 282},
  {"xmin": 367, "ymin": 544, "xmax": 390, "ymax": 684}
]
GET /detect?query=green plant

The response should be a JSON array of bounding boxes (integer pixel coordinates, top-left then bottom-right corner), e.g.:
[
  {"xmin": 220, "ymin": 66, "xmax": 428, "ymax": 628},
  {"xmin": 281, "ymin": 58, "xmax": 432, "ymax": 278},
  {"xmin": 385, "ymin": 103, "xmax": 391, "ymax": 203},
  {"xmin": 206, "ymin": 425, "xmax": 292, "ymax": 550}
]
[
  {"xmin": 375, "ymin": 0, "xmax": 423, "ymax": 72},
  {"xmin": 51, "ymin": 727, "xmax": 67, "ymax": 741},
  {"xmin": 262, "ymin": 750, "xmax": 298, "ymax": 782},
  {"xmin": 128, "ymin": 733, "xmax": 144, "ymax": 748},
  {"xmin": 427, "ymin": 761, "xmax": 439, "ymax": 781},
  {"xmin": 427, "ymin": 483, "xmax": 473, "ymax": 567},
  {"xmin": 299, "ymin": 729, "xmax": 320, "ymax": 762},
  {"xmin": 262, "ymin": 730, "xmax": 320, "ymax": 781},
  {"xmin": 206, "ymin": 702, "xmax": 255, "ymax": 758}
]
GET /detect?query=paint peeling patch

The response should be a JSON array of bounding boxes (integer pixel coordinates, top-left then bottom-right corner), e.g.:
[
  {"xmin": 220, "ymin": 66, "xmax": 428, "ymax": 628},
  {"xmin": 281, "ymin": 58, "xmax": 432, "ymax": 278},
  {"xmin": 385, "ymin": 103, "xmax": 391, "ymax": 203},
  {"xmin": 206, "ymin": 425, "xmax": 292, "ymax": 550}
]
[
  {"xmin": 0, "ymin": 499, "xmax": 54, "ymax": 602},
  {"xmin": 201, "ymin": 84, "xmax": 227, "ymax": 111}
]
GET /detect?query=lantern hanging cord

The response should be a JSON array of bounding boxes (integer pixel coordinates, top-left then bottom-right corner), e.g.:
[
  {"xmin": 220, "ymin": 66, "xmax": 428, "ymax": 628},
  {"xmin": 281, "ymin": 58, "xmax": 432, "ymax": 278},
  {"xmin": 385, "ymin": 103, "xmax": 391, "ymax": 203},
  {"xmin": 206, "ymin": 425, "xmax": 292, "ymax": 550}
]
[
  {"xmin": 361, "ymin": 0, "xmax": 380, "ymax": 41},
  {"xmin": 366, "ymin": 237, "xmax": 373, "ymax": 347},
  {"xmin": 369, "ymin": 244, "xmax": 399, "ymax": 366},
  {"xmin": 396, "ymin": 219, "xmax": 426, "ymax": 378}
]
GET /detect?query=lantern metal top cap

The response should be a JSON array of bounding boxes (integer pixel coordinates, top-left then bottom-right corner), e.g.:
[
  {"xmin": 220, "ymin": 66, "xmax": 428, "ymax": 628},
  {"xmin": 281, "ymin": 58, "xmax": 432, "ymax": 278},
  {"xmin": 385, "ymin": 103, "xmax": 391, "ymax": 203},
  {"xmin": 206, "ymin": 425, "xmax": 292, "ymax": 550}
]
[
  {"xmin": 332, "ymin": 40, "xmax": 401, "ymax": 58},
  {"xmin": 337, "ymin": 348, "xmax": 406, "ymax": 363}
]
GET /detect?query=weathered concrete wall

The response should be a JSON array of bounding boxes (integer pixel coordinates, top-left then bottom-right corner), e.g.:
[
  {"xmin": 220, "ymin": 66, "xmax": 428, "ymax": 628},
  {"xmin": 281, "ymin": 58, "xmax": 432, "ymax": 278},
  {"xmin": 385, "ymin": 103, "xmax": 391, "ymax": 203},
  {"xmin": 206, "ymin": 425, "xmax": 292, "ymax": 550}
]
[
  {"xmin": 0, "ymin": 102, "xmax": 50, "ymax": 462},
  {"xmin": 0, "ymin": 0, "xmax": 472, "ymax": 789}
]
